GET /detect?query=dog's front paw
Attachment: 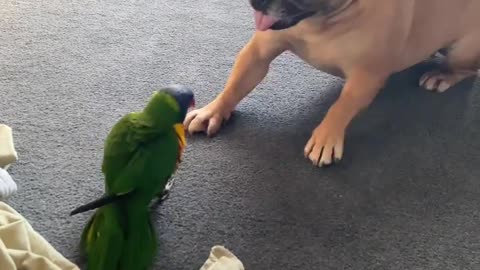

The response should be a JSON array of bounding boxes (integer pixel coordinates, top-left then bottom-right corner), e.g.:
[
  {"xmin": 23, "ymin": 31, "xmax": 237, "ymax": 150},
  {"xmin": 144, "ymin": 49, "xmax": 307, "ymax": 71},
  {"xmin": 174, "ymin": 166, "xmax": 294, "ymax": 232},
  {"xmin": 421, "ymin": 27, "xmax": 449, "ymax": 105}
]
[
  {"xmin": 184, "ymin": 100, "xmax": 233, "ymax": 137},
  {"xmin": 304, "ymin": 120, "xmax": 345, "ymax": 167}
]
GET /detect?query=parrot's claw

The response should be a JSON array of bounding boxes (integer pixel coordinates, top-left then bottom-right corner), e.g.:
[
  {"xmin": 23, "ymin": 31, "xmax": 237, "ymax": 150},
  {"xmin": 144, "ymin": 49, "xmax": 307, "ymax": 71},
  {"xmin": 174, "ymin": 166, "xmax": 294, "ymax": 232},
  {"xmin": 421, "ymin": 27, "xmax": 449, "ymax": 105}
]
[
  {"xmin": 159, "ymin": 178, "xmax": 176, "ymax": 202},
  {"xmin": 159, "ymin": 190, "xmax": 170, "ymax": 201},
  {"xmin": 150, "ymin": 178, "xmax": 176, "ymax": 209}
]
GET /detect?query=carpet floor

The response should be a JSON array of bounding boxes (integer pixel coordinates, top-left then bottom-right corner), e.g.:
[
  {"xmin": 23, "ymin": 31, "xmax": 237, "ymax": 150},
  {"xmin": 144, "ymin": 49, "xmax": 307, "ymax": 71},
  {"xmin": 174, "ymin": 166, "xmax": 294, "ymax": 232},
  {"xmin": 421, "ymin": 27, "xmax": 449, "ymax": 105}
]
[{"xmin": 1, "ymin": 1, "xmax": 480, "ymax": 269}]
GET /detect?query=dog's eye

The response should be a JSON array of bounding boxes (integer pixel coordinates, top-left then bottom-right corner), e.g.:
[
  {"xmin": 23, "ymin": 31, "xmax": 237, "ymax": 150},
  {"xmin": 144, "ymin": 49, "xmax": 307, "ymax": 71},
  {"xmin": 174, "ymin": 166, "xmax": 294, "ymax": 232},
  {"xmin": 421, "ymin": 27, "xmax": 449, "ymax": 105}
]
[
  {"xmin": 251, "ymin": 0, "xmax": 270, "ymax": 11},
  {"xmin": 256, "ymin": 0, "xmax": 269, "ymax": 9}
]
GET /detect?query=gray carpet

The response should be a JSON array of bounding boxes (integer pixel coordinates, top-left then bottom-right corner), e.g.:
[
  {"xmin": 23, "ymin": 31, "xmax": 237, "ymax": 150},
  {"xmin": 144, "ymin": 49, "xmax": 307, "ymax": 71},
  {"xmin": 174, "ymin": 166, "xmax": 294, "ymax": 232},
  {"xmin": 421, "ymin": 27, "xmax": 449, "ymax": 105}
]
[{"xmin": 1, "ymin": 1, "xmax": 480, "ymax": 269}]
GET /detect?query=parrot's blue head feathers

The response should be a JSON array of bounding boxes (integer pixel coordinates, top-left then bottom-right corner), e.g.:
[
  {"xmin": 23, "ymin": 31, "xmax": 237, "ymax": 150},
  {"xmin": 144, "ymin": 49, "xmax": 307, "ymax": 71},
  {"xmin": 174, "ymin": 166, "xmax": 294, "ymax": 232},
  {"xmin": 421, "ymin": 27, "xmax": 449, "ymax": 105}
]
[
  {"xmin": 145, "ymin": 85, "xmax": 195, "ymax": 127},
  {"xmin": 159, "ymin": 84, "xmax": 195, "ymax": 121}
]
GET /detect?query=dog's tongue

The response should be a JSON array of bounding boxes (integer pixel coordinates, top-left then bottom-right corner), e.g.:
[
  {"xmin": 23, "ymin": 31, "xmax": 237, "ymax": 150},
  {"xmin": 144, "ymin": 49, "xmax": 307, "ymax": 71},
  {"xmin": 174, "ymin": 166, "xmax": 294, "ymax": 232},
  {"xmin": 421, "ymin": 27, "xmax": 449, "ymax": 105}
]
[{"xmin": 254, "ymin": 11, "xmax": 280, "ymax": 31}]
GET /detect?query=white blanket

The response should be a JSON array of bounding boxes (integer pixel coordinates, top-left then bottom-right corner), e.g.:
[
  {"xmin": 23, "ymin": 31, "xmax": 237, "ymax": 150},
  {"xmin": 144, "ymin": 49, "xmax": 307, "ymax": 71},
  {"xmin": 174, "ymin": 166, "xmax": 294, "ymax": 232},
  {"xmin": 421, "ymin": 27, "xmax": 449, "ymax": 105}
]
[
  {"xmin": 0, "ymin": 202, "xmax": 80, "ymax": 270},
  {"xmin": 0, "ymin": 125, "xmax": 17, "ymax": 170},
  {"xmin": 0, "ymin": 124, "xmax": 18, "ymax": 200},
  {"xmin": 0, "ymin": 169, "xmax": 17, "ymax": 201}
]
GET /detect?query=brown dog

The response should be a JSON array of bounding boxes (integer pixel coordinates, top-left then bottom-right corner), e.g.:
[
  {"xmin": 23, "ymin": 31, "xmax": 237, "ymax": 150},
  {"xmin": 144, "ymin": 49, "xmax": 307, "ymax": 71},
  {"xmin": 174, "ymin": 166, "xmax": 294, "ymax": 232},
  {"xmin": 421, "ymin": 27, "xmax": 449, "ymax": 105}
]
[{"xmin": 184, "ymin": 0, "xmax": 480, "ymax": 167}]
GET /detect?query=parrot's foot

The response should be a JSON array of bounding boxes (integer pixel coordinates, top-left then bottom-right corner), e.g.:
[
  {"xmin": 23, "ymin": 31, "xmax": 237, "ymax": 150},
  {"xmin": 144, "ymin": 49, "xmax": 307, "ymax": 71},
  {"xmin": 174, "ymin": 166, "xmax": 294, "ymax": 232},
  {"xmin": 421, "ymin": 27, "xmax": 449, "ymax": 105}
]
[
  {"xmin": 304, "ymin": 117, "xmax": 345, "ymax": 168},
  {"xmin": 158, "ymin": 190, "xmax": 170, "ymax": 201},
  {"xmin": 157, "ymin": 177, "xmax": 176, "ymax": 202}
]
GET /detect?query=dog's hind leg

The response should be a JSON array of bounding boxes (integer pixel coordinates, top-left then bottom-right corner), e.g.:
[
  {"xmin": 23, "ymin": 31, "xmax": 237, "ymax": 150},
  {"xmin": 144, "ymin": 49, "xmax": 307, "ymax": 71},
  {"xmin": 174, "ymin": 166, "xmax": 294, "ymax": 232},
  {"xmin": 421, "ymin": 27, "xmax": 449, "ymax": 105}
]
[{"xmin": 420, "ymin": 35, "xmax": 480, "ymax": 92}]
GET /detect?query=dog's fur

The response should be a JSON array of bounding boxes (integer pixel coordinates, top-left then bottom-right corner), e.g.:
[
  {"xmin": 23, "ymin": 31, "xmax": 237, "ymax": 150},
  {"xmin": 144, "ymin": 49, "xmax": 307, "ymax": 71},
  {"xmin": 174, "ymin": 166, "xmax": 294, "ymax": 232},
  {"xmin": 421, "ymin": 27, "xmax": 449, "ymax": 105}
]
[{"xmin": 184, "ymin": 0, "xmax": 480, "ymax": 167}]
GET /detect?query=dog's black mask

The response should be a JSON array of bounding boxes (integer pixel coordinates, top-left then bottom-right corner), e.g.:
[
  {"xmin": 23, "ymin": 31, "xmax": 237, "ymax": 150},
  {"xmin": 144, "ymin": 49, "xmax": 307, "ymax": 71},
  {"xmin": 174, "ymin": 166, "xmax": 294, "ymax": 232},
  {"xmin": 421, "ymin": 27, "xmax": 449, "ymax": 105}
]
[{"xmin": 250, "ymin": 0, "xmax": 343, "ymax": 30}]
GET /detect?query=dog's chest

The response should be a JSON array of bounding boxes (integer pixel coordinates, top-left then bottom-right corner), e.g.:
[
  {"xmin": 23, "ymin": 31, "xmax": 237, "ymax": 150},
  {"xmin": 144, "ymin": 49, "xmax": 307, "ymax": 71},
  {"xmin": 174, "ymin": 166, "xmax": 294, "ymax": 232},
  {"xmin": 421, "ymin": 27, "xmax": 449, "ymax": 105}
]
[{"xmin": 288, "ymin": 35, "xmax": 346, "ymax": 78}]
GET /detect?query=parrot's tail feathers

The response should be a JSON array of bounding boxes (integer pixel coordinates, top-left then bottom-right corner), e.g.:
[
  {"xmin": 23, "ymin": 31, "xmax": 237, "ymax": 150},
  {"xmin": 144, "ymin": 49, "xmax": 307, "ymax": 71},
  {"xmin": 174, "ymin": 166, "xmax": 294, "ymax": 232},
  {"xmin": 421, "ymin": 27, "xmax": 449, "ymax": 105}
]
[
  {"xmin": 70, "ymin": 192, "xmax": 134, "ymax": 216},
  {"xmin": 79, "ymin": 213, "xmax": 96, "ymax": 256}
]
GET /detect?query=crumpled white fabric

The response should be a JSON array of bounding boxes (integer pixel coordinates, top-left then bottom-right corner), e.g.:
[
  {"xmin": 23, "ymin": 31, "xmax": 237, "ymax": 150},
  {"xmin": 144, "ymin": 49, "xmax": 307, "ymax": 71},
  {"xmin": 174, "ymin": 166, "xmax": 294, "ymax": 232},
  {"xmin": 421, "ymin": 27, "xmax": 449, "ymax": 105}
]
[
  {"xmin": 200, "ymin": 246, "xmax": 245, "ymax": 270},
  {"xmin": 0, "ymin": 169, "xmax": 17, "ymax": 201},
  {"xmin": 0, "ymin": 124, "xmax": 18, "ymax": 201},
  {"xmin": 0, "ymin": 124, "xmax": 18, "ymax": 171},
  {"xmin": 0, "ymin": 202, "xmax": 80, "ymax": 270}
]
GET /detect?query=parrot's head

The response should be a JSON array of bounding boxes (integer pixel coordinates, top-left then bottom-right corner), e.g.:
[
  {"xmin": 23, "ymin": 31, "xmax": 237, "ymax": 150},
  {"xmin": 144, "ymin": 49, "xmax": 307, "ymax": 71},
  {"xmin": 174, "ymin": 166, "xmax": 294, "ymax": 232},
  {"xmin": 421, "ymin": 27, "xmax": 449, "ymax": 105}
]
[{"xmin": 145, "ymin": 85, "xmax": 195, "ymax": 126}]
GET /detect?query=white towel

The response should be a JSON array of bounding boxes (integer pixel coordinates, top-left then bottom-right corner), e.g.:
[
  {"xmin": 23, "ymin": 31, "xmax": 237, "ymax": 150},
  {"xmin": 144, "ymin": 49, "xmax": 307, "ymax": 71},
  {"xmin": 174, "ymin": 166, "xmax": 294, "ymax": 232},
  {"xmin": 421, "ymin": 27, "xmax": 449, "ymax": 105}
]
[
  {"xmin": 0, "ymin": 202, "xmax": 80, "ymax": 270},
  {"xmin": 0, "ymin": 125, "xmax": 18, "ymax": 170},
  {"xmin": 0, "ymin": 125, "xmax": 18, "ymax": 200},
  {"xmin": 0, "ymin": 169, "xmax": 17, "ymax": 201},
  {"xmin": 200, "ymin": 245, "xmax": 245, "ymax": 270}
]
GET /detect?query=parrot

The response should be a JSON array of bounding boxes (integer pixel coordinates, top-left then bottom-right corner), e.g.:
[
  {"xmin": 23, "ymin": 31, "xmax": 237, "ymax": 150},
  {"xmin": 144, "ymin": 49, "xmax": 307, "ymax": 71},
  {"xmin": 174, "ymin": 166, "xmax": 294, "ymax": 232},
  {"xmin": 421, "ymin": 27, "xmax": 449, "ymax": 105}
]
[{"xmin": 69, "ymin": 85, "xmax": 195, "ymax": 270}]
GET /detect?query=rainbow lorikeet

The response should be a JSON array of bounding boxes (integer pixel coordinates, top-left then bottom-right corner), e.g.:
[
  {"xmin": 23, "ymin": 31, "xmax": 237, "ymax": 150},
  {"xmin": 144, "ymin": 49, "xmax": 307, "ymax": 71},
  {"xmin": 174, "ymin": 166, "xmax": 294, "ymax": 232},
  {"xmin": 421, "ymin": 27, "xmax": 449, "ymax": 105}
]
[{"xmin": 70, "ymin": 85, "xmax": 195, "ymax": 270}]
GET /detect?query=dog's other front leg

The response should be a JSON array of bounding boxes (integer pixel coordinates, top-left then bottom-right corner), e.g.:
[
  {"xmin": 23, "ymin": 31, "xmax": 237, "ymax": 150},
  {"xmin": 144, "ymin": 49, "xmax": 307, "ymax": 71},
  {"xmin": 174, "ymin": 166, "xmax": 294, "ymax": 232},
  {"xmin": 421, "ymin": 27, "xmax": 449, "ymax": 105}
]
[
  {"xmin": 184, "ymin": 32, "xmax": 288, "ymax": 136},
  {"xmin": 304, "ymin": 70, "xmax": 388, "ymax": 167}
]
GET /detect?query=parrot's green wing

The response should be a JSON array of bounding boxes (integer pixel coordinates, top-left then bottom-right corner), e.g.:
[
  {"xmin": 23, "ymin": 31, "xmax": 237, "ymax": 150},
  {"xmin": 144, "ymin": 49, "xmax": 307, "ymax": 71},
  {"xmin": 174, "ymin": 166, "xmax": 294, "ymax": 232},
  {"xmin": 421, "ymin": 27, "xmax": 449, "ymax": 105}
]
[
  {"xmin": 106, "ymin": 129, "xmax": 180, "ymax": 200},
  {"xmin": 71, "ymin": 126, "xmax": 182, "ymax": 215},
  {"xmin": 105, "ymin": 147, "xmax": 148, "ymax": 195},
  {"xmin": 102, "ymin": 112, "xmax": 161, "ymax": 192}
]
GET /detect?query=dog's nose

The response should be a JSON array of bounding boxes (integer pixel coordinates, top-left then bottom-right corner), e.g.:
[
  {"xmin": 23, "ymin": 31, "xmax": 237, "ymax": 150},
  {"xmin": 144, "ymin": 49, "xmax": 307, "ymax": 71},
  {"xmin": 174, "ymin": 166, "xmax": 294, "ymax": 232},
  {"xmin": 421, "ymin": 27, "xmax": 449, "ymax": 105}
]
[{"xmin": 250, "ymin": 0, "xmax": 270, "ymax": 12}]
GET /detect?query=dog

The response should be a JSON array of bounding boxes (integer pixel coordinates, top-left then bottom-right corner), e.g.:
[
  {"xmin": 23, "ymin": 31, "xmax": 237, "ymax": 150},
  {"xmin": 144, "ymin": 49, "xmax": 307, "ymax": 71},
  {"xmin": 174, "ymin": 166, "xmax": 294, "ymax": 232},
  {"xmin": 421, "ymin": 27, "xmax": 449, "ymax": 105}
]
[{"xmin": 184, "ymin": 0, "xmax": 480, "ymax": 167}]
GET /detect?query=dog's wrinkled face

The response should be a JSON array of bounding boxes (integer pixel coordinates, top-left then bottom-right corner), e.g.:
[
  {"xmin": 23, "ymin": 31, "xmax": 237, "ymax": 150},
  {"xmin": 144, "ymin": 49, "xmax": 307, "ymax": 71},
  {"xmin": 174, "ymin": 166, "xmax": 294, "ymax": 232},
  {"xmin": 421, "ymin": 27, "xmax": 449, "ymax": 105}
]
[{"xmin": 250, "ymin": 0, "xmax": 346, "ymax": 31}]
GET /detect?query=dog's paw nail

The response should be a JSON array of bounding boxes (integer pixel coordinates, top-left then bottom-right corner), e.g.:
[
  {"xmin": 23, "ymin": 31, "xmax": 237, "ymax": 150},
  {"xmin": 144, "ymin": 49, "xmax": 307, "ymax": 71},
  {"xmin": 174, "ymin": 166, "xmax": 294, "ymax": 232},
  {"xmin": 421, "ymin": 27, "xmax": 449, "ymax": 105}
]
[{"xmin": 437, "ymin": 81, "xmax": 451, "ymax": 92}]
